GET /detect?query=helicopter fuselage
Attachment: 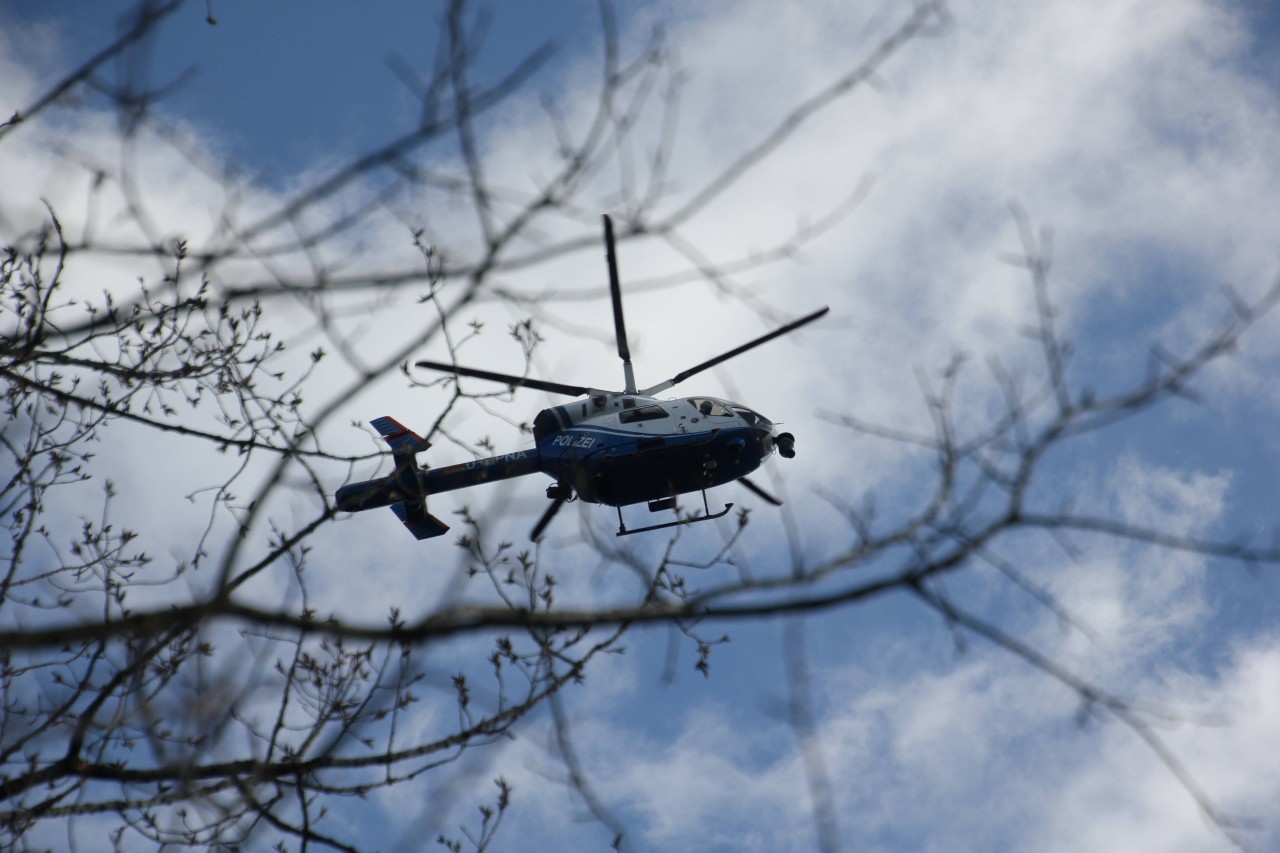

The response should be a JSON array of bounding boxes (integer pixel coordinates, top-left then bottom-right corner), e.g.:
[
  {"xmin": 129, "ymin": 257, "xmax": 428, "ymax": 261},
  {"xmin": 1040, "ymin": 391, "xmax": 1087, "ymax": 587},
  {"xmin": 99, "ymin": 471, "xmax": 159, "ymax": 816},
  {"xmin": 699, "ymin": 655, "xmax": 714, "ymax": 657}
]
[
  {"xmin": 334, "ymin": 393, "xmax": 791, "ymax": 519},
  {"xmin": 532, "ymin": 393, "xmax": 782, "ymax": 506}
]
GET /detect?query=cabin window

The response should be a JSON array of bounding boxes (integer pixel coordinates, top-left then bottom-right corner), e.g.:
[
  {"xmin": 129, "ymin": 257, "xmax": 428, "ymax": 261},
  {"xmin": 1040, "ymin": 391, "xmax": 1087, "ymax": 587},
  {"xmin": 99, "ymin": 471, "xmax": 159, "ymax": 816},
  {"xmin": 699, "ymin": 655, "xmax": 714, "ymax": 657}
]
[
  {"xmin": 533, "ymin": 409, "xmax": 557, "ymax": 442},
  {"xmin": 619, "ymin": 404, "xmax": 669, "ymax": 424}
]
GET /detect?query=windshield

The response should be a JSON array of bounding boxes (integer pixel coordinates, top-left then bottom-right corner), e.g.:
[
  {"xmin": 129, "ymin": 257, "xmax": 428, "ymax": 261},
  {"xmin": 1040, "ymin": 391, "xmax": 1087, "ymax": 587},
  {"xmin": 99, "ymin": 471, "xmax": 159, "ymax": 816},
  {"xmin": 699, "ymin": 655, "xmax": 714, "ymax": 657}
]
[
  {"xmin": 690, "ymin": 398, "xmax": 732, "ymax": 417},
  {"xmin": 730, "ymin": 405, "xmax": 771, "ymax": 428}
]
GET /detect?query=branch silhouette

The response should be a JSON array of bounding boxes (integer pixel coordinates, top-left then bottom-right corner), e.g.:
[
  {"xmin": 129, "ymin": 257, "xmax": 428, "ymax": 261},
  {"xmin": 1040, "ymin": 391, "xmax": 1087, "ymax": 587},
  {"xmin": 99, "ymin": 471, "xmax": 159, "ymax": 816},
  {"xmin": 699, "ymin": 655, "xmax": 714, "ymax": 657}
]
[{"xmin": 2, "ymin": 1, "xmax": 1275, "ymax": 850}]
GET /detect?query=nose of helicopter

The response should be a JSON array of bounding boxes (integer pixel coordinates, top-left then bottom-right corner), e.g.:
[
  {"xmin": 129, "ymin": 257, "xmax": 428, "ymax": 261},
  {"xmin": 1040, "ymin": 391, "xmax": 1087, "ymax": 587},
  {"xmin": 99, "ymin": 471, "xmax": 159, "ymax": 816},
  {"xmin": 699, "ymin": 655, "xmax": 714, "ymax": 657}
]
[
  {"xmin": 725, "ymin": 403, "xmax": 795, "ymax": 460},
  {"xmin": 755, "ymin": 418, "xmax": 794, "ymax": 459}
]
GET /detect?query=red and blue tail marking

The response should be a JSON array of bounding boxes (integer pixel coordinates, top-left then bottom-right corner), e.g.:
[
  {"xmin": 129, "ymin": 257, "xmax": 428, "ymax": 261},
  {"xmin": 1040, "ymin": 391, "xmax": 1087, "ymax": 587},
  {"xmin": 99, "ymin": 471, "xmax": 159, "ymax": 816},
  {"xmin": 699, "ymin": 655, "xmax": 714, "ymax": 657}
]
[
  {"xmin": 371, "ymin": 416, "xmax": 431, "ymax": 460},
  {"xmin": 390, "ymin": 501, "xmax": 450, "ymax": 540}
]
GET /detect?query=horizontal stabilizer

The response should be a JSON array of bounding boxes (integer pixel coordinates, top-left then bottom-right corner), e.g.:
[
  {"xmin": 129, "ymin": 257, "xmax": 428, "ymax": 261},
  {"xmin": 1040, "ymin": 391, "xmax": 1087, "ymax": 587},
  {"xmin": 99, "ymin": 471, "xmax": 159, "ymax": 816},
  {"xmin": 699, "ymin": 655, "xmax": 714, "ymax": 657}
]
[
  {"xmin": 390, "ymin": 502, "xmax": 450, "ymax": 540},
  {"xmin": 371, "ymin": 416, "xmax": 431, "ymax": 457}
]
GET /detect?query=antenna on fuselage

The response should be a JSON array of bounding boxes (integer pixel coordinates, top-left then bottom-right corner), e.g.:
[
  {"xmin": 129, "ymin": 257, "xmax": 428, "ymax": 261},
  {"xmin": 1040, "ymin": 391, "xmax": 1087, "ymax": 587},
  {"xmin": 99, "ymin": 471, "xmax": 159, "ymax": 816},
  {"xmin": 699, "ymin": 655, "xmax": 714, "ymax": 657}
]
[{"xmin": 603, "ymin": 214, "xmax": 637, "ymax": 395}]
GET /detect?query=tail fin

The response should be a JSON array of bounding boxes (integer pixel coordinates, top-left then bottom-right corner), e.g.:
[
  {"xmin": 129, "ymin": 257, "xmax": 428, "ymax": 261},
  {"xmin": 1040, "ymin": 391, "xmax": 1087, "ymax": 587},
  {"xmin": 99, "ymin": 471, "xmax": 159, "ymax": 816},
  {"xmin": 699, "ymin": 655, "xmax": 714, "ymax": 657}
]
[
  {"xmin": 371, "ymin": 416, "xmax": 431, "ymax": 464},
  {"xmin": 390, "ymin": 501, "xmax": 450, "ymax": 540},
  {"xmin": 372, "ymin": 416, "xmax": 447, "ymax": 539}
]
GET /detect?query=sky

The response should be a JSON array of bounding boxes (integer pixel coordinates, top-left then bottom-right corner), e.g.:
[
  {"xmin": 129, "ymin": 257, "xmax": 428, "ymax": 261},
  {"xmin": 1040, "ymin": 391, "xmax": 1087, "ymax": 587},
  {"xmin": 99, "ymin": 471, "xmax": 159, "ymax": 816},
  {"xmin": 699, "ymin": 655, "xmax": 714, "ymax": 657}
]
[{"xmin": 5, "ymin": 1, "xmax": 1280, "ymax": 851}]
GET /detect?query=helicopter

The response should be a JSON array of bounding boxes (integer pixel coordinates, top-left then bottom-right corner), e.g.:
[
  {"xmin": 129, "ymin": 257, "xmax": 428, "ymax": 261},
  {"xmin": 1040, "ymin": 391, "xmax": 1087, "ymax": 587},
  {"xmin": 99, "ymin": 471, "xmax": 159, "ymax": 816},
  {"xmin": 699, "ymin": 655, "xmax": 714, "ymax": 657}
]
[{"xmin": 334, "ymin": 215, "xmax": 828, "ymax": 542}]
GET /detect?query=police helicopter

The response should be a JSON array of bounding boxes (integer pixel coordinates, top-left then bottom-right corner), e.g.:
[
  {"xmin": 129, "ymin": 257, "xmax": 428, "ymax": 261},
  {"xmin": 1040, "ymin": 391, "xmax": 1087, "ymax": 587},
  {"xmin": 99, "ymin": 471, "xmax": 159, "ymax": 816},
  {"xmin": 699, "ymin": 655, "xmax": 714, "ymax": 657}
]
[{"xmin": 334, "ymin": 215, "xmax": 828, "ymax": 542}]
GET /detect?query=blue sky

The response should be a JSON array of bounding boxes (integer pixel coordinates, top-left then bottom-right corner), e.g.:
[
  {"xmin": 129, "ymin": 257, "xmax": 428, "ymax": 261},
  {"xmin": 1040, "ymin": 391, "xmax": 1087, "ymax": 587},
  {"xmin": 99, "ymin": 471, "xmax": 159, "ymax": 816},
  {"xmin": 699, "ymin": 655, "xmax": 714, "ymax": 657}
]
[
  {"xmin": 9, "ymin": 1, "xmax": 621, "ymax": 178},
  {"xmin": 5, "ymin": 1, "xmax": 1280, "ymax": 851}
]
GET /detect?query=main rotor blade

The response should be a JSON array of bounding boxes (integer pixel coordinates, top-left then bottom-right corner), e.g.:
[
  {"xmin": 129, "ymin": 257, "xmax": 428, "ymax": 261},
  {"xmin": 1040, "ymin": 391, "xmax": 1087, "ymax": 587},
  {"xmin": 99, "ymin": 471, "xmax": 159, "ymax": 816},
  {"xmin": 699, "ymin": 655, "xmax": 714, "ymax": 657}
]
[
  {"xmin": 738, "ymin": 476, "xmax": 783, "ymax": 507},
  {"xmin": 530, "ymin": 495, "xmax": 568, "ymax": 541},
  {"xmin": 638, "ymin": 306, "xmax": 830, "ymax": 396},
  {"xmin": 603, "ymin": 215, "xmax": 637, "ymax": 394},
  {"xmin": 415, "ymin": 359, "xmax": 588, "ymax": 397}
]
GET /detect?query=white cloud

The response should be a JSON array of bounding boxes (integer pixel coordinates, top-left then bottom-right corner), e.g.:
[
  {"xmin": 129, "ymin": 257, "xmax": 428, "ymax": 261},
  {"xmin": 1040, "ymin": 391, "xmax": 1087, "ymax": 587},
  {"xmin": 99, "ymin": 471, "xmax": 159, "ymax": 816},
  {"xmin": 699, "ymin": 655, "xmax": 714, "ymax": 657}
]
[{"xmin": 551, "ymin": 448, "xmax": 1278, "ymax": 851}]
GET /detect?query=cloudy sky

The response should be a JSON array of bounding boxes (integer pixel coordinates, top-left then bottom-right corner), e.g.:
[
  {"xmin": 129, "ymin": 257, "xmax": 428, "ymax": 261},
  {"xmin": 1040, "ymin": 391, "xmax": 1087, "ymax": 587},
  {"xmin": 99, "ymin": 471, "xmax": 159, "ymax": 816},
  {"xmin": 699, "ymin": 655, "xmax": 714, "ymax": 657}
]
[{"xmin": 5, "ymin": 1, "xmax": 1280, "ymax": 850}]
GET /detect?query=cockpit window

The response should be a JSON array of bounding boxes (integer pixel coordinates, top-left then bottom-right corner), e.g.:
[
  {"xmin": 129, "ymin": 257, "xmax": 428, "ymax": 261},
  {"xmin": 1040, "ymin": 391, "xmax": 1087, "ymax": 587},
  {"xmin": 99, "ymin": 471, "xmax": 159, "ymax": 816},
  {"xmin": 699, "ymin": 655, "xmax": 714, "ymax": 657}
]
[
  {"xmin": 690, "ymin": 398, "xmax": 731, "ymax": 417},
  {"xmin": 619, "ymin": 404, "xmax": 670, "ymax": 424}
]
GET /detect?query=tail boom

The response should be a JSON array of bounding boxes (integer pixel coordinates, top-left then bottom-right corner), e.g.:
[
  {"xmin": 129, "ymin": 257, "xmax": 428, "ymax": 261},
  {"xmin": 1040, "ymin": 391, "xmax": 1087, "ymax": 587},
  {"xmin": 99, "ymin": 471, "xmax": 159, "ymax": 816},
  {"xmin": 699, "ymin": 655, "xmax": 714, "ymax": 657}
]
[{"xmin": 335, "ymin": 416, "xmax": 544, "ymax": 541}]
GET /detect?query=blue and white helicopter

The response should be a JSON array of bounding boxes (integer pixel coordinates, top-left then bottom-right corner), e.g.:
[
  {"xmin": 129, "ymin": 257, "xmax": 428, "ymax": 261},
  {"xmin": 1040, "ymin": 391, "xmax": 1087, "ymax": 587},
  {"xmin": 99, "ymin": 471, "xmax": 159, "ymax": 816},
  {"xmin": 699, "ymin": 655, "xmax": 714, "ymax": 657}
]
[{"xmin": 335, "ymin": 215, "xmax": 827, "ymax": 542}]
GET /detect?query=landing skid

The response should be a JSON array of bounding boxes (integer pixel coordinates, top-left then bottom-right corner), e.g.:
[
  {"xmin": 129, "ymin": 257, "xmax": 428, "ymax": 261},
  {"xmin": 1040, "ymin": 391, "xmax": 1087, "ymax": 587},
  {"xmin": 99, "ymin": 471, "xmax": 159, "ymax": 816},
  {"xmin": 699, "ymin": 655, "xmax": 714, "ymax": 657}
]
[{"xmin": 615, "ymin": 491, "xmax": 733, "ymax": 537}]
